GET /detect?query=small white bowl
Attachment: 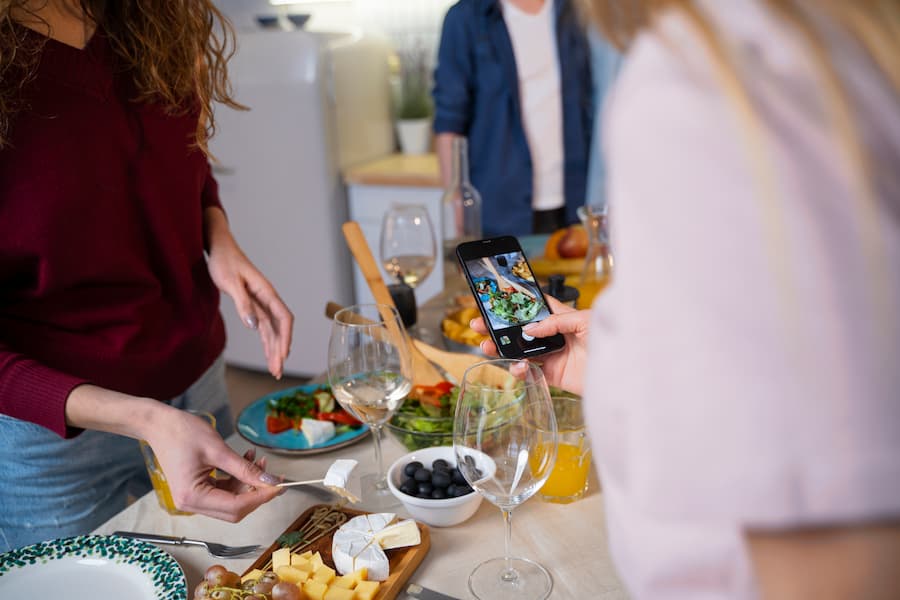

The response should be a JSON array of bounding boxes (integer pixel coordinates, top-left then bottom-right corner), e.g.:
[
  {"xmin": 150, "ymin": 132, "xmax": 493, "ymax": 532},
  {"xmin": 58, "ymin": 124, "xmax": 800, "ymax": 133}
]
[{"xmin": 387, "ymin": 446, "xmax": 483, "ymax": 527}]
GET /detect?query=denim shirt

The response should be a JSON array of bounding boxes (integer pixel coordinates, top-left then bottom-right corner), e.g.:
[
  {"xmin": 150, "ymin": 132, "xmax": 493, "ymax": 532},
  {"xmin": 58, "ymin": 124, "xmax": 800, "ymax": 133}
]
[{"xmin": 433, "ymin": 0, "xmax": 594, "ymax": 237}]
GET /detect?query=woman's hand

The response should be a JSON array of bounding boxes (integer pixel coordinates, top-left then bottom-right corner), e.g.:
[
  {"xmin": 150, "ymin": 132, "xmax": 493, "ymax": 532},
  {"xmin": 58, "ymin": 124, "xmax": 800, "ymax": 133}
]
[
  {"xmin": 143, "ymin": 406, "xmax": 283, "ymax": 521},
  {"xmin": 204, "ymin": 208, "xmax": 293, "ymax": 379},
  {"xmin": 471, "ymin": 296, "xmax": 591, "ymax": 396}
]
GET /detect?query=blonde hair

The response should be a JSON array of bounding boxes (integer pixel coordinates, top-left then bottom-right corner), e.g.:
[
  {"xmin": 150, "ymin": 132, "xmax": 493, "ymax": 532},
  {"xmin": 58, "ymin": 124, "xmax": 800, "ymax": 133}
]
[{"xmin": 585, "ymin": 0, "xmax": 900, "ymax": 333}]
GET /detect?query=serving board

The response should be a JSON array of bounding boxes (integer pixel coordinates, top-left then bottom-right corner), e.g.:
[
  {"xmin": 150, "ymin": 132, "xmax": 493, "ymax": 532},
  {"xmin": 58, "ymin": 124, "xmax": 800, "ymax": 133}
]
[{"xmin": 243, "ymin": 503, "xmax": 431, "ymax": 600}]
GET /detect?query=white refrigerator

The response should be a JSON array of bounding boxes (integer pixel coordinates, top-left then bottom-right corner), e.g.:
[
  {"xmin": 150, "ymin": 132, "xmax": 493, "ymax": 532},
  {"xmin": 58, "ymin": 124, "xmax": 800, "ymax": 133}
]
[{"xmin": 210, "ymin": 28, "xmax": 395, "ymax": 376}]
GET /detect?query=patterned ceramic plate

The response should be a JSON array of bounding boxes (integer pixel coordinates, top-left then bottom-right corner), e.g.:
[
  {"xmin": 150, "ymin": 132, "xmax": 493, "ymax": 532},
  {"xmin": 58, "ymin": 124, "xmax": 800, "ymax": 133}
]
[
  {"xmin": 236, "ymin": 383, "xmax": 370, "ymax": 456},
  {"xmin": 0, "ymin": 534, "xmax": 186, "ymax": 599}
]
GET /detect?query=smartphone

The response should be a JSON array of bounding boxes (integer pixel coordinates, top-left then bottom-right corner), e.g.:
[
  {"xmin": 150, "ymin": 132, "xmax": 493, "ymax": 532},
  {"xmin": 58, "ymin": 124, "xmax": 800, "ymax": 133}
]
[{"xmin": 456, "ymin": 236, "xmax": 565, "ymax": 359}]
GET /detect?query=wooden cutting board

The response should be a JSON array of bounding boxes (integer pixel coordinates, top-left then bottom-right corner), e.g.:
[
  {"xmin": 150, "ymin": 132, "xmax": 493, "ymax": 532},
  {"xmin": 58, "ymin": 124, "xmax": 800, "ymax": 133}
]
[{"xmin": 243, "ymin": 503, "xmax": 430, "ymax": 600}]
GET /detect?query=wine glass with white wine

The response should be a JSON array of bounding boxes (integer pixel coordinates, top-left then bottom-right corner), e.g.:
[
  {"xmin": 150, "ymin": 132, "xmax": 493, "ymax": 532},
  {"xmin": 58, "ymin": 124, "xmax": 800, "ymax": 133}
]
[
  {"xmin": 380, "ymin": 204, "xmax": 437, "ymax": 290},
  {"xmin": 328, "ymin": 304, "xmax": 413, "ymax": 510}
]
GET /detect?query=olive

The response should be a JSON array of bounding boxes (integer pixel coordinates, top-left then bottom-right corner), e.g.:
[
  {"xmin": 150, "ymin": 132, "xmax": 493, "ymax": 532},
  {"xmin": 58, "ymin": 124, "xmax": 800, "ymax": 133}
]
[
  {"xmin": 417, "ymin": 482, "xmax": 433, "ymax": 496},
  {"xmin": 400, "ymin": 479, "xmax": 418, "ymax": 496},
  {"xmin": 404, "ymin": 461, "xmax": 423, "ymax": 477},
  {"xmin": 413, "ymin": 467, "xmax": 431, "ymax": 482},
  {"xmin": 451, "ymin": 468, "xmax": 467, "ymax": 485},
  {"xmin": 431, "ymin": 487, "xmax": 448, "ymax": 499},
  {"xmin": 432, "ymin": 459, "xmax": 450, "ymax": 471},
  {"xmin": 431, "ymin": 470, "xmax": 451, "ymax": 488}
]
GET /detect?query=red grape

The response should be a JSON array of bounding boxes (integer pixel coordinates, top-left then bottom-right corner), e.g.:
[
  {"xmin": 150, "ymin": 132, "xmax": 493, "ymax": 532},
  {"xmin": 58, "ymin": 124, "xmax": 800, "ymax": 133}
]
[{"xmin": 272, "ymin": 582, "xmax": 302, "ymax": 600}]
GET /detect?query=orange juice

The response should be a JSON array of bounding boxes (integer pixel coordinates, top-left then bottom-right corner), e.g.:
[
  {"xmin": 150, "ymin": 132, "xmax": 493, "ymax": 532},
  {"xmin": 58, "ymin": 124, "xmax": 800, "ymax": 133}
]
[
  {"xmin": 539, "ymin": 442, "xmax": 591, "ymax": 501},
  {"xmin": 575, "ymin": 274, "xmax": 610, "ymax": 309}
]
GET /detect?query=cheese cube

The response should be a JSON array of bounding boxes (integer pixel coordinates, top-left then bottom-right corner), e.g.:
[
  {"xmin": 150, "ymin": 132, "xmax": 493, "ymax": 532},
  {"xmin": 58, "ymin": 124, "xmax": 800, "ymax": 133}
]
[
  {"xmin": 290, "ymin": 556, "xmax": 313, "ymax": 572},
  {"xmin": 353, "ymin": 580, "xmax": 380, "ymax": 600},
  {"xmin": 309, "ymin": 551, "xmax": 325, "ymax": 571},
  {"xmin": 241, "ymin": 569, "xmax": 263, "ymax": 584},
  {"xmin": 331, "ymin": 575, "xmax": 357, "ymax": 590},
  {"xmin": 275, "ymin": 565, "xmax": 311, "ymax": 584},
  {"xmin": 297, "ymin": 550, "xmax": 314, "ymax": 560},
  {"xmin": 348, "ymin": 568, "xmax": 368, "ymax": 585},
  {"xmin": 324, "ymin": 587, "xmax": 356, "ymax": 600},
  {"xmin": 312, "ymin": 564, "xmax": 336, "ymax": 584},
  {"xmin": 303, "ymin": 579, "xmax": 328, "ymax": 600},
  {"xmin": 272, "ymin": 547, "xmax": 292, "ymax": 572}
]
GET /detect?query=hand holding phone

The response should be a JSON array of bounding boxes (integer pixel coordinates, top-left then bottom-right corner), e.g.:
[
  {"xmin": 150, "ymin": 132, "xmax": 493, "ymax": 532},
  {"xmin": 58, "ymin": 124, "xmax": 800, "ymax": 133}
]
[{"xmin": 456, "ymin": 236, "xmax": 566, "ymax": 359}]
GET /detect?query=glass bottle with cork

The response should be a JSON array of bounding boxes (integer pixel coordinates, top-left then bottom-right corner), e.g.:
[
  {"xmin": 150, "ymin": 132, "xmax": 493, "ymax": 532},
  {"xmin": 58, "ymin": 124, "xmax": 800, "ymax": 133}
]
[
  {"xmin": 441, "ymin": 136, "xmax": 482, "ymax": 266},
  {"xmin": 577, "ymin": 205, "xmax": 614, "ymax": 309}
]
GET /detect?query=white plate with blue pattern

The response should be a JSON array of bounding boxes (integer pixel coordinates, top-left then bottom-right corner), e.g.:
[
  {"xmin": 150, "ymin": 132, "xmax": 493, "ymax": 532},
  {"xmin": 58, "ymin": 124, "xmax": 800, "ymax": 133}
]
[{"xmin": 0, "ymin": 534, "xmax": 186, "ymax": 599}]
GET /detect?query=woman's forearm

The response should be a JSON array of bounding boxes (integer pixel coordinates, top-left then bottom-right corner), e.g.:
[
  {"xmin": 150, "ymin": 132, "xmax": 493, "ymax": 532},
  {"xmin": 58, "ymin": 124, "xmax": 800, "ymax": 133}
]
[{"xmin": 64, "ymin": 383, "xmax": 173, "ymax": 440}]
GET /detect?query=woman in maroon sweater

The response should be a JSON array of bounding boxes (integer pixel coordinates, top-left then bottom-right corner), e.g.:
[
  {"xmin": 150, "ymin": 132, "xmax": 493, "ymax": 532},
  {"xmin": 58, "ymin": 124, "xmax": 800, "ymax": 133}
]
[{"xmin": 0, "ymin": 0, "xmax": 293, "ymax": 549}]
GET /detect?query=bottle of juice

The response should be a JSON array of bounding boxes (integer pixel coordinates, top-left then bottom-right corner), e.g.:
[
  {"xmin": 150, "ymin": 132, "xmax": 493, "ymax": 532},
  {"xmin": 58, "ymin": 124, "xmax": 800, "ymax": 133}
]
[{"xmin": 576, "ymin": 205, "xmax": 613, "ymax": 309}]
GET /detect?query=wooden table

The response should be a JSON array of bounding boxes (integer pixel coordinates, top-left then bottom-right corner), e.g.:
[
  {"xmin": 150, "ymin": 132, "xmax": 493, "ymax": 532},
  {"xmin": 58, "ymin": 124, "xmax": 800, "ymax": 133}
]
[{"xmin": 93, "ymin": 429, "xmax": 626, "ymax": 599}]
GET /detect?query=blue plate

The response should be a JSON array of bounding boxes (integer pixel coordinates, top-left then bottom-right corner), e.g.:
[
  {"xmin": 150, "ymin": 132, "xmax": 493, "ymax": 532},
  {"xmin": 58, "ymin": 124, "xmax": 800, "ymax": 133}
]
[{"xmin": 236, "ymin": 384, "xmax": 370, "ymax": 456}]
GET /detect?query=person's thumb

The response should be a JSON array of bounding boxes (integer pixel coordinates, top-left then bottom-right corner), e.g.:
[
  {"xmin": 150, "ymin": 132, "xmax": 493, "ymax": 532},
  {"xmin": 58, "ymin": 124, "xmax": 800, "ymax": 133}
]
[{"xmin": 522, "ymin": 310, "xmax": 586, "ymax": 338}]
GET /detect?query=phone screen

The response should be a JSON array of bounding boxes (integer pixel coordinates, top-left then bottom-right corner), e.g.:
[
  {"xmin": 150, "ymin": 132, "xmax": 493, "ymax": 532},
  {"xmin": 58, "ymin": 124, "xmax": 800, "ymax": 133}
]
[{"xmin": 456, "ymin": 236, "xmax": 565, "ymax": 359}]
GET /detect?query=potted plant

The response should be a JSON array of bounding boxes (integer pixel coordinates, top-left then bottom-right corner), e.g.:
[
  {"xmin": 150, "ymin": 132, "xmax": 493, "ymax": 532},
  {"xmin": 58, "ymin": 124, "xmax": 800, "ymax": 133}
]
[{"xmin": 394, "ymin": 44, "xmax": 433, "ymax": 155}]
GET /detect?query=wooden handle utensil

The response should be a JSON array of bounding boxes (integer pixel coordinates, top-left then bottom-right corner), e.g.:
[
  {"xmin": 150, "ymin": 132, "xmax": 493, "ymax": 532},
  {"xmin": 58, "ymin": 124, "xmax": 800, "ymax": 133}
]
[
  {"xmin": 340, "ymin": 222, "xmax": 446, "ymax": 386},
  {"xmin": 481, "ymin": 257, "xmax": 535, "ymax": 300}
]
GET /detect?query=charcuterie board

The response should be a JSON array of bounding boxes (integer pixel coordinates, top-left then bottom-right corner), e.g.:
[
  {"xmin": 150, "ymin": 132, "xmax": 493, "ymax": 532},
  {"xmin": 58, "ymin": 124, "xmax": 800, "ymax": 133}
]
[{"xmin": 243, "ymin": 504, "xmax": 430, "ymax": 600}]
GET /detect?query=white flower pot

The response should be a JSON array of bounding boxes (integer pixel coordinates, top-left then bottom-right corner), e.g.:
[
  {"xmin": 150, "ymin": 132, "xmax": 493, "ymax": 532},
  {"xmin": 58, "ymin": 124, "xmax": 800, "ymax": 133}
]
[{"xmin": 396, "ymin": 118, "xmax": 432, "ymax": 155}]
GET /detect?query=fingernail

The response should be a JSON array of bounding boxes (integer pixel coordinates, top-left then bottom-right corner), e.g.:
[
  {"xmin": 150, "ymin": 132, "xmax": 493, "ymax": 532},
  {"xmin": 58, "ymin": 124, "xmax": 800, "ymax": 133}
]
[
  {"xmin": 259, "ymin": 472, "xmax": 281, "ymax": 485},
  {"xmin": 244, "ymin": 315, "xmax": 259, "ymax": 330}
]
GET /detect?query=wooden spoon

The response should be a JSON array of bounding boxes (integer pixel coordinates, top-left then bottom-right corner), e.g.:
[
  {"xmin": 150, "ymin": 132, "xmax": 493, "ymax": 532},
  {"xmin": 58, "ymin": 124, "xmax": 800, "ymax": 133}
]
[{"xmin": 340, "ymin": 222, "xmax": 446, "ymax": 387}]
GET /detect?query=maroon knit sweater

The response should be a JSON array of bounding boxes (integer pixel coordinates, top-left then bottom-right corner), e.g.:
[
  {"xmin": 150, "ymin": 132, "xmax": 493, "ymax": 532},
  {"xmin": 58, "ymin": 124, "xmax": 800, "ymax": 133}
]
[{"xmin": 0, "ymin": 29, "xmax": 226, "ymax": 438}]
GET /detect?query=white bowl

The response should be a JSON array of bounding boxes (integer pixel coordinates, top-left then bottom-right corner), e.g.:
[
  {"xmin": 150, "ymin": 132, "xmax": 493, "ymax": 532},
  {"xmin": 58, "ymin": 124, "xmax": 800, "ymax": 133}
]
[{"xmin": 387, "ymin": 446, "xmax": 484, "ymax": 527}]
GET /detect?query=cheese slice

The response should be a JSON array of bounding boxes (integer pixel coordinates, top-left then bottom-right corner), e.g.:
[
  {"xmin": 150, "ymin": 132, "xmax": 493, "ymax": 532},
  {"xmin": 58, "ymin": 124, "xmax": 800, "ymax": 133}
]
[
  {"xmin": 323, "ymin": 459, "xmax": 361, "ymax": 503},
  {"xmin": 301, "ymin": 418, "xmax": 335, "ymax": 446},
  {"xmin": 332, "ymin": 513, "xmax": 419, "ymax": 581}
]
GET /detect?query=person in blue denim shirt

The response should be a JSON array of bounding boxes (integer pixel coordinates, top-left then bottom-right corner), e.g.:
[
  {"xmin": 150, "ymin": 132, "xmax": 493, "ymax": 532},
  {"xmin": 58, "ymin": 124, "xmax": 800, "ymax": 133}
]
[{"xmin": 432, "ymin": 0, "xmax": 593, "ymax": 237}]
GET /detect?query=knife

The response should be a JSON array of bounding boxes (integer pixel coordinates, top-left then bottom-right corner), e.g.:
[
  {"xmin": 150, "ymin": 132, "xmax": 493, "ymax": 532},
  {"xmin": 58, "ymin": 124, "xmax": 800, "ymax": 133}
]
[{"xmin": 403, "ymin": 582, "xmax": 461, "ymax": 600}]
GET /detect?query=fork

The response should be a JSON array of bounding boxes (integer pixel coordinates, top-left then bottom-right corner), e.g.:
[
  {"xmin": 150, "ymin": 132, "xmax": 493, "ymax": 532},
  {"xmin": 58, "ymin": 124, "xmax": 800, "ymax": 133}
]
[{"xmin": 113, "ymin": 531, "xmax": 261, "ymax": 558}]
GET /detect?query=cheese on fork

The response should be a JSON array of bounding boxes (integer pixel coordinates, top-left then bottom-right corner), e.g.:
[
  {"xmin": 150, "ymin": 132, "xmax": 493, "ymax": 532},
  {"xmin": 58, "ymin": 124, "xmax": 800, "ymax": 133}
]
[
  {"xmin": 323, "ymin": 459, "xmax": 361, "ymax": 503},
  {"xmin": 331, "ymin": 513, "xmax": 420, "ymax": 581},
  {"xmin": 301, "ymin": 418, "xmax": 335, "ymax": 446}
]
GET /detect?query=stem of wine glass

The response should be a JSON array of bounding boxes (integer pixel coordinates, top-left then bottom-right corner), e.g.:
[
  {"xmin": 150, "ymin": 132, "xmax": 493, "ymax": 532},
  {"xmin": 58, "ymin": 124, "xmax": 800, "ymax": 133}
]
[
  {"xmin": 500, "ymin": 508, "xmax": 517, "ymax": 583},
  {"xmin": 371, "ymin": 422, "xmax": 387, "ymax": 490}
]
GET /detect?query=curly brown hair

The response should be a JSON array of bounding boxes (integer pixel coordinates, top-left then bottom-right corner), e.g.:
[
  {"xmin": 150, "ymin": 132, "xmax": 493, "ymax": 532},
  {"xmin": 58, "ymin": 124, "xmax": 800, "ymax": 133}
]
[{"xmin": 0, "ymin": 0, "xmax": 244, "ymax": 153}]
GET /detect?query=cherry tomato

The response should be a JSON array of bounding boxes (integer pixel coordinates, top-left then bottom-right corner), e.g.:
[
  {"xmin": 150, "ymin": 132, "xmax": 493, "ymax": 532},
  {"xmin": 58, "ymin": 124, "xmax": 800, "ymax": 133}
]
[
  {"xmin": 317, "ymin": 411, "xmax": 362, "ymax": 426},
  {"xmin": 266, "ymin": 414, "xmax": 292, "ymax": 434}
]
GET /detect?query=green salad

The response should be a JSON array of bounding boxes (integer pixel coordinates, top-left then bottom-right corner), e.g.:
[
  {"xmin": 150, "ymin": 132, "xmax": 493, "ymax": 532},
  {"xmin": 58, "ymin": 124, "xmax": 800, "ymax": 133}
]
[{"xmin": 488, "ymin": 288, "xmax": 543, "ymax": 324}]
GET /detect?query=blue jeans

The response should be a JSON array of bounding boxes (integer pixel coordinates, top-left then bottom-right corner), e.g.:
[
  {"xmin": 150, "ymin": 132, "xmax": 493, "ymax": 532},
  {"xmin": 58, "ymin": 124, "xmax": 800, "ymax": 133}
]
[{"xmin": 0, "ymin": 355, "xmax": 234, "ymax": 551}]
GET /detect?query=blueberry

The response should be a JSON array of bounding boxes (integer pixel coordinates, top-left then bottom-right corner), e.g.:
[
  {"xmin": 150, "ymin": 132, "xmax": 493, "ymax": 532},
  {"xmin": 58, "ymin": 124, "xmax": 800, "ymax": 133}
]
[
  {"xmin": 431, "ymin": 488, "xmax": 448, "ymax": 500},
  {"xmin": 404, "ymin": 461, "xmax": 423, "ymax": 477},
  {"xmin": 431, "ymin": 470, "xmax": 451, "ymax": 489},
  {"xmin": 432, "ymin": 459, "xmax": 450, "ymax": 471},
  {"xmin": 417, "ymin": 482, "xmax": 433, "ymax": 496},
  {"xmin": 413, "ymin": 467, "xmax": 431, "ymax": 482},
  {"xmin": 446, "ymin": 484, "xmax": 459, "ymax": 496}
]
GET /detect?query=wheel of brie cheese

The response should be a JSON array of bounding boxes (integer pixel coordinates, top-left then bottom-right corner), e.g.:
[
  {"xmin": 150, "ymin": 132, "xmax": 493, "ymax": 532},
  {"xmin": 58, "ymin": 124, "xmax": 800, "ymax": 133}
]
[{"xmin": 331, "ymin": 513, "xmax": 420, "ymax": 582}]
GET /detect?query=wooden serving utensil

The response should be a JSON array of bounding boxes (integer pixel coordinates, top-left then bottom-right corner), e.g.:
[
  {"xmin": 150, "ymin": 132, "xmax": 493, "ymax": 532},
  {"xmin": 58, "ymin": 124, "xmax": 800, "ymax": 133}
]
[
  {"xmin": 326, "ymin": 301, "xmax": 483, "ymax": 385},
  {"xmin": 481, "ymin": 257, "xmax": 536, "ymax": 300},
  {"xmin": 340, "ymin": 222, "xmax": 446, "ymax": 387}
]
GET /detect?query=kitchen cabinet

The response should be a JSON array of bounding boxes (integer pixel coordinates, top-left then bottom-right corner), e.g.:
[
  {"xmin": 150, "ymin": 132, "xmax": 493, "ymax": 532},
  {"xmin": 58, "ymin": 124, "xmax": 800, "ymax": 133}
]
[{"xmin": 345, "ymin": 154, "xmax": 446, "ymax": 306}]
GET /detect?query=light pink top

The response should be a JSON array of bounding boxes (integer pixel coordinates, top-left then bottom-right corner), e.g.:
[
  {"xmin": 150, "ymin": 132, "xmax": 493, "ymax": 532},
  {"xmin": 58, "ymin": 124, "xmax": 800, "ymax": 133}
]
[{"xmin": 586, "ymin": 1, "xmax": 900, "ymax": 597}]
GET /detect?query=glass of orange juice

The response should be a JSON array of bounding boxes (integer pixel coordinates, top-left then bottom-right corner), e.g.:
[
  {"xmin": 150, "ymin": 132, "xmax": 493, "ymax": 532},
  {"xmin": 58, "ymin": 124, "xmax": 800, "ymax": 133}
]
[
  {"xmin": 139, "ymin": 409, "xmax": 216, "ymax": 515},
  {"xmin": 539, "ymin": 396, "xmax": 591, "ymax": 503}
]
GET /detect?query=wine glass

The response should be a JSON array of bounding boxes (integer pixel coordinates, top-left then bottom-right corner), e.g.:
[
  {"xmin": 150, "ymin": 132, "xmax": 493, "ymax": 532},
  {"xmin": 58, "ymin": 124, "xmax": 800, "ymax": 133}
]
[
  {"xmin": 380, "ymin": 204, "xmax": 437, "ymax": 289},
  {"xmin": 453, "ymin": 359, "xmax": 558, "ymax": 600},
  {"xmin": 328, "ymin": 304, "xmax": 413, "ymax": 510}
]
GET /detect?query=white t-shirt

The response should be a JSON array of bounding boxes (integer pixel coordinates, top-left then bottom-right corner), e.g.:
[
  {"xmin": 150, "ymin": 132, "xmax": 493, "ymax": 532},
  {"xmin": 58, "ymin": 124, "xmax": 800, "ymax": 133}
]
[
  {"xmin": 502, "ymin": 0, "xmax": 565, "ymax": 212},
  {"xmin": 587, "ymin": 1, "xmax": 900, "ymax": 598}
]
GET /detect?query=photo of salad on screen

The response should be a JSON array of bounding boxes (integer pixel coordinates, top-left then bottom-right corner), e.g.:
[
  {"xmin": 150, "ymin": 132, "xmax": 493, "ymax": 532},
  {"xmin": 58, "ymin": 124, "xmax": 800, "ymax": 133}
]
[{"xmin": 465, "ymin": 252, "xmax": 550, "ymax": 330}]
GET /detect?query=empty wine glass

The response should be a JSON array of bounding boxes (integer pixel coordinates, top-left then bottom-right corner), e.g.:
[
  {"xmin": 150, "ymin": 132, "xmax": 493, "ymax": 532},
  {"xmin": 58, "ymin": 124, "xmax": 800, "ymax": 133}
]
[
  {"xmin": 380, "ymin": 204, "xmax": 437, "ymax": 289},
  {"xmin": 328, "ymin": 304, "xmax": 413, "ymax": 510},
  {"xmin": 453, "ymin": 359, "xmax": 558, "ymax": 600}
]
